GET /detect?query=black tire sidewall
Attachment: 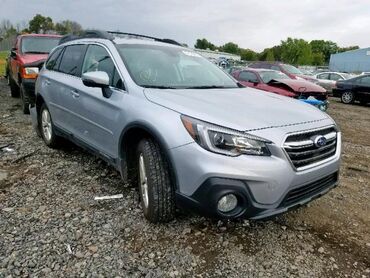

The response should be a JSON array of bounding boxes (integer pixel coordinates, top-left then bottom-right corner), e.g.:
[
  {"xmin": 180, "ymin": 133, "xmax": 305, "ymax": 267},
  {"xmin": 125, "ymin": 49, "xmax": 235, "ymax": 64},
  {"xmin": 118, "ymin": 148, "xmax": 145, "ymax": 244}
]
[{"xmin": 20, "ymin": 84, "xmax": 30, "ymax": 114}]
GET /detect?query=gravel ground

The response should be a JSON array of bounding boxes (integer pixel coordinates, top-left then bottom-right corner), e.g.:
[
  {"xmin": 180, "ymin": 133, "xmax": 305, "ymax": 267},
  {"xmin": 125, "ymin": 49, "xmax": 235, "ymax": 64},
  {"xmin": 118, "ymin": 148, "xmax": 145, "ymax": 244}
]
[{"xmin": 0, "ymin": 78, "xmax": 369, "ymax": 278}]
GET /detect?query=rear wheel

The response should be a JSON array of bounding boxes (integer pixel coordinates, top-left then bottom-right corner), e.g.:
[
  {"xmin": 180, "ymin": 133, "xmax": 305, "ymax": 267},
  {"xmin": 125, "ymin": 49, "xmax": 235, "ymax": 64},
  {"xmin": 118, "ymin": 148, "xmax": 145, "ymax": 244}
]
[
  {"xmin": 341, "ymin": 91, "xmax": 354, "ymax": 104},
  {"xmin": 136, "ymin": 138, "xmax": 176, "ymax": 223},
  {"xmin": 20, "ymin": 84, "xmax": 30, "ymax": 114},
  {"xmin": 39, "ymin": 104, "xmax": 60, "ymax": 148}
]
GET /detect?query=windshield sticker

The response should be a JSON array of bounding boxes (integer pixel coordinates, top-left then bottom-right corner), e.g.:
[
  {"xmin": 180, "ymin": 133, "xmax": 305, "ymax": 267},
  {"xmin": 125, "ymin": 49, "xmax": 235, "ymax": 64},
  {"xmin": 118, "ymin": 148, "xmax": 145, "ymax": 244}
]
[{"xmin": 182, "ymin": 50, "xmax": 201, "ymax": 57}]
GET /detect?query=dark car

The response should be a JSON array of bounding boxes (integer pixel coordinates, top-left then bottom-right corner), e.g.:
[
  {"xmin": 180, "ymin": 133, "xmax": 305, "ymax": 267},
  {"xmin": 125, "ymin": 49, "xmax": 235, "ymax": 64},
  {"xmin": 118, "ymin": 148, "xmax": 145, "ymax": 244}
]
[
  {"xmin": 249, "ymin": 62, "xmax": 318, "ymax": 83},
  {"xmin": 232, "ymin": 68, "xmax": 327, "ymax": 100},
  {"xmin": 333, "ymin": 75, "xmax": 370, "ymax": 105},
  {"xmin": 6, "ymin": 34, "xmax": 61, "ymax": 113}
]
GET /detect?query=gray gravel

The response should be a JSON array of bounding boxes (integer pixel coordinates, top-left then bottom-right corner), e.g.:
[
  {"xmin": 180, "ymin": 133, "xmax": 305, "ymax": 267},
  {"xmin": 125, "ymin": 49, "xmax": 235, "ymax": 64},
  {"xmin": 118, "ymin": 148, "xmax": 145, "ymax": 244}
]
[{"xmin": 0, "ymin": 78, "xmax": 369, "ymax": 278}]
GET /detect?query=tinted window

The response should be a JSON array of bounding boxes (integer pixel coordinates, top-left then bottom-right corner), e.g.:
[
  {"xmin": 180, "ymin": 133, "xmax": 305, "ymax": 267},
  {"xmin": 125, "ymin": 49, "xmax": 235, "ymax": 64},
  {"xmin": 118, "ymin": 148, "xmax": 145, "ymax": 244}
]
[
  {"xmin": 359, "ymin": 76, "xmax": 370, "ymax": 85},
  {"xmin": 59, "ymin": 45, "xmax": 87, "ymax": 77},
  {"xmin": 318, "ymin": 73, "xmax": 329, "ymax": 80},
  {"xmin": 82, "ymin": 45, "xmax": 123, "ymax": 88},
  {"xmin": 238, "ymin": 71, "xmax": 259, "ymax": 83},
  {"xmin": 329, "ymin": 74, "xmax": 343, "ymax": 81},
  {"xmin": 45, "ymin": 48, "xmax": 63, "ymax": 71}
]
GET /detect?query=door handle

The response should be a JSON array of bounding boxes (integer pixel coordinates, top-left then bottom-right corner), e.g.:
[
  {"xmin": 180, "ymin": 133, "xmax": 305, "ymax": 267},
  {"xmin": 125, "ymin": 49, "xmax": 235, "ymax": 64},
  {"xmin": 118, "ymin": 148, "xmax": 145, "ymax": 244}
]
[{"xmin": 71, "ymin": 90, "xmax": 80, "ymax": 98}]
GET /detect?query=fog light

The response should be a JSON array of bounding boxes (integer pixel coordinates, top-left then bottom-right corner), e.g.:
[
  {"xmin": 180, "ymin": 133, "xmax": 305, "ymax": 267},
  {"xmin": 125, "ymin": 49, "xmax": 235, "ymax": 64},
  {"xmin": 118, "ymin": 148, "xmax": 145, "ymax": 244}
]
[{"xmin": 217, "ymin": 194, "xmax": 238, "ymax": 213}]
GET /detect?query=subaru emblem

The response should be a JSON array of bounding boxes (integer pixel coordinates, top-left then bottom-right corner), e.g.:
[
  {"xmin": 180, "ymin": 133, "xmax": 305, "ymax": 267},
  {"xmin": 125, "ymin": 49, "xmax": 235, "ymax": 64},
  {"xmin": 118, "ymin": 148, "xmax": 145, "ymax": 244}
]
[{"xmin": 314, "ymin": 136, "xmax": 327, "ymax": 148}]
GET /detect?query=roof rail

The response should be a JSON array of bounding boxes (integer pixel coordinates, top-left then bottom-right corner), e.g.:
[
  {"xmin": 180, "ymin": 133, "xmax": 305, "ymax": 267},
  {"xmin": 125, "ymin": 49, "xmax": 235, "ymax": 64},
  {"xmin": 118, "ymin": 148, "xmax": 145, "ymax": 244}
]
[
  {"xmin": 58, "ymin": 30, "xmax": 114, "ymax": 45},
  {"xmin": 107, "ymin": 31, "xmax": 182, "ymax": 46}
]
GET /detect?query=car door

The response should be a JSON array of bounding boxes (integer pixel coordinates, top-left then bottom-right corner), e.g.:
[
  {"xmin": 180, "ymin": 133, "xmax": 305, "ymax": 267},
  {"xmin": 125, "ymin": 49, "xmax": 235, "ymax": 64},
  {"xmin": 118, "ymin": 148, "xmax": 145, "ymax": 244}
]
[
  {"xmin": 73, "ymin": 44, "xmax": 126, "ymax": 159},
  {"xmin": 355, "ymin": 76, "xmax": 370, "ymax": 102},
  {"xmin": 49, "ymin": 44, "xmax": 87, "ymax": 134}
]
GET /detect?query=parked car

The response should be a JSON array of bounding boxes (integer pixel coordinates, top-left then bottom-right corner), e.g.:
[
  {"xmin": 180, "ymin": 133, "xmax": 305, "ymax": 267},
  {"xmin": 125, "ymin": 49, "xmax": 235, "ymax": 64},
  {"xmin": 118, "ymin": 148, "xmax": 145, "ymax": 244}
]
[
  {"xmin": 5, "ymin": 34, "xmax": 61, "ymax": 113},
  {"xmin": 314, "ymin": 72, "xmax": 354, "ymax": 93},
  {"xmin": 31, "ymin": 30, "xmax": 341, "ymax": 223},
  {"xmin": 232, "ymin": 68, "xmax": 328, "ymax": 101},
  {"xmin": 248, "ymin": 62, "xmax": 318, "ymax": 83},
  {"xmin": 333, "ymin": 75, "xmax": 370, "ymax": 105}
]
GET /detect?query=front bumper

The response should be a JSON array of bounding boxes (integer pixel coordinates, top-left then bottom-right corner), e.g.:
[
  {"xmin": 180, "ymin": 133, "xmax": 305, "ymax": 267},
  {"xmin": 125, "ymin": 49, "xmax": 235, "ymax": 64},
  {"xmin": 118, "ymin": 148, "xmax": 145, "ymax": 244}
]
[
  {"xmin": 171, "ymin": 129, "xmax": 341, "ymax": 220},
  {"xmin": 22, "ymin": 78, "xmax": 36, "ymax": 102}
]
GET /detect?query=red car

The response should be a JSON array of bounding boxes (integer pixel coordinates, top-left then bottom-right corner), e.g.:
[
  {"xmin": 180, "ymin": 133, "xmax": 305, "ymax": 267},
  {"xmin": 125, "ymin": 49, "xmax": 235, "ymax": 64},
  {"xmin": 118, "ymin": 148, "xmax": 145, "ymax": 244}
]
[
  {"xmin": 232, "ymin": 68, "xmax": 327, "ymax": 100},
  {"xmin": 248, "ymin": 62, "xmax": 318, "ymax": 83},
  {"xmin": 6, "ymin": 34, "xmax": 61, "ymax": 113}
]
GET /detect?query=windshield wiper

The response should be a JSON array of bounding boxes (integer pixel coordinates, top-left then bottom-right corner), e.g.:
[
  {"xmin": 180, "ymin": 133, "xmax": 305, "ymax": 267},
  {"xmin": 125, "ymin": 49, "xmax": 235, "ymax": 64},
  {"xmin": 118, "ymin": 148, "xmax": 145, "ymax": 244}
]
[
  {"xmin": 184, "ymin": 85, "xmax": 235, "ymax": 89},
  {"xmin": 142, "ymin": 85, "xmax": 177, "ymax": 89},
  {"xmin": 24, "ymin": 51, "xmax": 49, "ymax": 54}
]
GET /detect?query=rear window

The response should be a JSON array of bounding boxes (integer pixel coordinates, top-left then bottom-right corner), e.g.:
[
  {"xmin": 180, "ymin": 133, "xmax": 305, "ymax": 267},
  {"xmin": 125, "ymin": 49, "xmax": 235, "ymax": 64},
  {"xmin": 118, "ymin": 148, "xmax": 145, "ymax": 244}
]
[
  {"xmin": 59, "ymin": 45, "xmax": 87, "ymax": 77},
  {"xmin": 21, "ymin": 37, "xmax": 60, "ymax": 54}
]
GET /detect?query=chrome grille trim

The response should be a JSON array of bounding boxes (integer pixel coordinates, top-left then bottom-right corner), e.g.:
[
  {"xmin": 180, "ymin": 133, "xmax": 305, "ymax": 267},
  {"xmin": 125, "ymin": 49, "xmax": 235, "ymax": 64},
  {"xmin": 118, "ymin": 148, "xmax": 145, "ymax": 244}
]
[{"xmin": 283, "ymin": 126, "xmax": 339, "ymax": 171}]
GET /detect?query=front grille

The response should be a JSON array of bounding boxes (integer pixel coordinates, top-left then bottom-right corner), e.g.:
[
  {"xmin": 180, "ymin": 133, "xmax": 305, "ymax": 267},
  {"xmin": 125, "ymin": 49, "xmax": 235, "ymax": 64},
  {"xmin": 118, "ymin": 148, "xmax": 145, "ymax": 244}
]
[
  {"xmin": 280, "ymin": 172, "xmax": 338, "ymax": 207},
  {"xmin": 284, "ymin": 127, "xmax": 337, "ymax": 169}
]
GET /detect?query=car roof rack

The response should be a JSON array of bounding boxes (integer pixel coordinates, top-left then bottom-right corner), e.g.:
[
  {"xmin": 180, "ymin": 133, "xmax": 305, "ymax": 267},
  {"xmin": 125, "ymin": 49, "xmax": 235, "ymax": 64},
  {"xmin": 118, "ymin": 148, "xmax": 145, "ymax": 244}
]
[
  {"xmin": 107, "ymin": 31, "xmax": 182, "ymax": 46},
  {"xmin": 58, "ymin": 30, "xmax": 115, "ymax": 45},
  {"xmin": 58, "ymin": 30, "xmax": 182, "ymax": 47}
]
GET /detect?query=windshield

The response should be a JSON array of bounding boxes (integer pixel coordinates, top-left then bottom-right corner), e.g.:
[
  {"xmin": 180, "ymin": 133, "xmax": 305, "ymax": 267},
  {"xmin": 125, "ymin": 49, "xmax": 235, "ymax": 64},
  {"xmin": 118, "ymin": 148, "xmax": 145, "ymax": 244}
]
[
  {"xmin": 116, "ymin": 44, "xmax": 238, "ymax": 89},
  {"xmin": 282, "ymin": 64, "xmax": 303, "ymax": 75},
  {"xmin": 21, "ymin": 37, "xmax": 60, "ymax": 54},
  {"xmin": 260, "ymin": 71, "xmax": 290, "ymax": 83}
]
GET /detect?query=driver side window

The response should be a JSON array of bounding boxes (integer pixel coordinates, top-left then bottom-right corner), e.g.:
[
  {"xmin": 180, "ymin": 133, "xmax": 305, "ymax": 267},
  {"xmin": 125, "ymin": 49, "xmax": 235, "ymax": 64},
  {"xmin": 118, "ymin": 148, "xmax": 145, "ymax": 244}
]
[{"xmin": 82, "ymin": 45, "xmax": 123, "ymax": 89}]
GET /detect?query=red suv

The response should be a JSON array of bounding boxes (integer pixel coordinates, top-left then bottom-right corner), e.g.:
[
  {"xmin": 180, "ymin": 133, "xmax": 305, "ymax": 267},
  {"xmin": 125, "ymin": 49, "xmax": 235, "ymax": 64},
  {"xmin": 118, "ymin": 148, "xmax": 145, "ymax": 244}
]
[
  {"xmin": 6, "ymin": 34, "xmax": 61, "ymax": 113},
  {"xmin": 248, "ymin": 62, "xmax": 318, "ymax": 83}
]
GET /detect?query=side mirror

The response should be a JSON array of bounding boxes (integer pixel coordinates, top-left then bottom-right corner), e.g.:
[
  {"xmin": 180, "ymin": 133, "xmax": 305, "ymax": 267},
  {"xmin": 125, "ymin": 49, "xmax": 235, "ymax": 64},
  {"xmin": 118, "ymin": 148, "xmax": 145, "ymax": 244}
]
[
  {"xmin": 82, "ymin": 71, "xmax": 109, "ymax": 88},
  {"xmin": 10, "ymin": 48, "xmax": 17, "ymax": 58}
]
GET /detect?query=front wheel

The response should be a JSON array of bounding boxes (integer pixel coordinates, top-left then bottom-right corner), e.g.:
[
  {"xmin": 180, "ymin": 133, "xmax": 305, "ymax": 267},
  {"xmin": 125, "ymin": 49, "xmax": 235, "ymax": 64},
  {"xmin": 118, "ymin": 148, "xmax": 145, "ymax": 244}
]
[
  {"xmin": 136, "ymin": 138, "xmax": 176, "ymax": 223},
  {"xmin": 39, "ymin": 104, "xmax": 60, "ymax": 148},
  {"xmin": 20, "ymin": 84, "xmax": 30, "ymax": 114},
  {"xmin": 341, "ymin": 91, "xmax": 354, "ymax": 104},
  {"xmin": 8, "ymin": 75, "xmax": 20, "ymax": 98}
]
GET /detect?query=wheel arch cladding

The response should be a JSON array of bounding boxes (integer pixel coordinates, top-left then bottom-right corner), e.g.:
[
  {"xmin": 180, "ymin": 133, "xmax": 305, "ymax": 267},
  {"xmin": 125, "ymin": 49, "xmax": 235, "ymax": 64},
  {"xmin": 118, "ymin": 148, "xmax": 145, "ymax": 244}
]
[{"xmin": 118, "ymin": 122, "xmax": 178, "ymax": 190}]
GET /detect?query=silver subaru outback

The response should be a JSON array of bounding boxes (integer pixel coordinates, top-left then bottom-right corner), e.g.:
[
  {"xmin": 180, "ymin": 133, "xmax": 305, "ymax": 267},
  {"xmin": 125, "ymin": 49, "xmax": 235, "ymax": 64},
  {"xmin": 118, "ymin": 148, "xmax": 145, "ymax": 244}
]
[{"xmin": 30, "ymin": 31, "xmax": 341, "ymax": 223}]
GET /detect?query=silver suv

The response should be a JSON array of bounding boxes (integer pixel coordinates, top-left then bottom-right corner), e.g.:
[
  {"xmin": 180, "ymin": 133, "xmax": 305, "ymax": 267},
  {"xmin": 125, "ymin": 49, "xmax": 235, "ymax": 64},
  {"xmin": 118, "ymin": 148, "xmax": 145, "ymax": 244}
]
[{"xmin": 30, "ymin": 31, "xmax": 341, "ymax": 223}]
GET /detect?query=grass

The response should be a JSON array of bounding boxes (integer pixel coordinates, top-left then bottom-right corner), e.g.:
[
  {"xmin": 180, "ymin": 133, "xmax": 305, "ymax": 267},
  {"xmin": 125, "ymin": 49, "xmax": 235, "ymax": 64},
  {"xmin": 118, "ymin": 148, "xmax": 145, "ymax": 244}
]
[{"xmin": 0, "ymin": 51, "xmax": 9, "ymax": 77}]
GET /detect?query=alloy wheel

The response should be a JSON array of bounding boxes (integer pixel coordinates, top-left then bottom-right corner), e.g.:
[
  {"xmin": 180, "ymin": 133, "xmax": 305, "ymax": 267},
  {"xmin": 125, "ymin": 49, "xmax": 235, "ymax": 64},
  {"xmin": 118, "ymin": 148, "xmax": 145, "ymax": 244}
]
[
  {"xmin": 41, "ymin": 109, "xmax": 52, "ymax": 142},
  {"xmin": 139, "ymin": 153, "xmax": 149, "ymax": 209}
]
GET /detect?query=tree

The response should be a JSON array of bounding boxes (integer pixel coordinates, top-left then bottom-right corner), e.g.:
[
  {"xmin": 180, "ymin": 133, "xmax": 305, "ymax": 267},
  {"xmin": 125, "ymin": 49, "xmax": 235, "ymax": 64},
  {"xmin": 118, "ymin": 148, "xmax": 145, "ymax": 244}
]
[
  {"xmin": 265, "ymin": 49, "xmax": 275, "ymax": 61},
  {"xmin": 311, "ymin": 52, "xmax": 325, "ymax": 66},
  {"xmin": 310, "ymin": 40, "xmax": 338, "ymax": 63},
  {"xmin": 194, "ymin": 38, "xmax": 216, "ymax": 50},
  {"xmin": 338, "ymin": 46, "xmax": 359, "ymax": 53},
  {"xmin": 55, "ymin": 20, "xmax": 82, "ymax": 35},
  {"xmin": 239, "ymin": 48, "xmax": 258, "ymax": 61},
  {"xmin": 0, "ymin": 19, "xmax": 17, "ymax": 38},
  {"xmin": 28, "ymin": 14, "xmax": 54, "ymax": 33},
  {"xmin": 220, "ymin": 42, "xmax": 239, "ymax": 54},
  {"xmin": 280, "ymin": 38, "xmax": 312, "ymax": 65}
]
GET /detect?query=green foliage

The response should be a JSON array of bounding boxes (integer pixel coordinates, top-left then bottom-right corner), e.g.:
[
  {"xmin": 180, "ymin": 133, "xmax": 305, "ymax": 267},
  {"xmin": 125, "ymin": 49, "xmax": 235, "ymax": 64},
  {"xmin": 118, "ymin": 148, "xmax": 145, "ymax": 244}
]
[
  {"xmin": 280, "ymin": 38, "xmax": 312, "ymax": 65},
  {"xmin": 55, "ymin": 20, "xmax": 83, "ymax": 35},
  {"xmin": 338, "ymin": 45, "xmax": 360, "ymax": 53},
  {"xmin": 311, "ymin": 52, "xmax": 325, "ymax": 66},
  {"xmin": 0, "ymin": 51, "xmax": 9, "ymax": 76},
  {"xmin": 239, "ymin": 48, "xmax": 258, "ymax": 61},
  {"xmin": 220, "ymin": 42, "xmax": 239, "ymax": 54},
  {"xmin": 265, "ymin": 49, "xmax": 275, "ymax": 61},
  {"xmin": 194, "ymin": 38, "xmax": 216, "ymax": 50},
  {"xmin": 28, "ymin": 14, "xmax": 54, "ymax": 34},
  {"xmin": 310, "ymin": 40, "xmax": 338, "ymax": 63}
]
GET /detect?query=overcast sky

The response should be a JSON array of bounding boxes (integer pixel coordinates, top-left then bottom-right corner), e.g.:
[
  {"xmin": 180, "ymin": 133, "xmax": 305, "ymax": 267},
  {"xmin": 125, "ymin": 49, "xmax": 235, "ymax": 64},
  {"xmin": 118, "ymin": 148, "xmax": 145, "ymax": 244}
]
[{"xmin": 1, "ymin": 0, "xmax": 369, "ymax": 51}]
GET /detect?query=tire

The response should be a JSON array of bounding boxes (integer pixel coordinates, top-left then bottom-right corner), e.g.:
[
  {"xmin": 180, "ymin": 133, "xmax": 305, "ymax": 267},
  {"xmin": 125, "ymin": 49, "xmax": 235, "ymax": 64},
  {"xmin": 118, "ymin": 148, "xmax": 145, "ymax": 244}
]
[
  {"xmin": 8, "ymin": 75, "xmax": 20, "ymax": 98},
  {"xmin": 136, "ymin": 138, "xmax": 176, "ymax": 223},
  {"xmin": 39, "ymin": 104, "xmax": 60, "ymax": 148},
  {"xmin": 341, "ymin": 91, "xmax": 354, "ymax": 104},
  {"xmin": 20, "ymin": 84, "xmax": 30, "ymax": 114}
]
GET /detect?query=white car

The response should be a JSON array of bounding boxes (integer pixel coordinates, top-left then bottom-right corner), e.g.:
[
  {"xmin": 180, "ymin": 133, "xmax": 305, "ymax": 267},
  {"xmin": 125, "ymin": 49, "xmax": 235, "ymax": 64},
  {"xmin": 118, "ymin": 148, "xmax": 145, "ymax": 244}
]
[{"xmin": 314, "ymin": 72, "xmax": 354, "ymax": 93}]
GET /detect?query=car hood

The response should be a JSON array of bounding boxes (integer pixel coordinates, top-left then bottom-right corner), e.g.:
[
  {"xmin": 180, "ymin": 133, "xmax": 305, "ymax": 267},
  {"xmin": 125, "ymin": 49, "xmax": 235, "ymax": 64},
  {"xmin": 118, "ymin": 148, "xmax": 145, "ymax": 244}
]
[
  {"xmin": 270, "ymin": 79, "xmax": 326, "ymax": 93},
  {"xmin": 18, "ymin": 54, "xmax": 48, "ymax": 66},
  {"xmin": 144, "ymin": 87, "xmax": 328, "ymax": 131}
]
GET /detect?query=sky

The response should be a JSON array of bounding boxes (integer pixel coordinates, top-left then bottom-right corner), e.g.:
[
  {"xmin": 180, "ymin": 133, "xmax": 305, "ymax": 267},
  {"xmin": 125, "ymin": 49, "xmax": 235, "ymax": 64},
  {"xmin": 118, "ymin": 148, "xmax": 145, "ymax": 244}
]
[{"xmin": 1, "ymin": 0, "xmax": 369, "ymax": 52}]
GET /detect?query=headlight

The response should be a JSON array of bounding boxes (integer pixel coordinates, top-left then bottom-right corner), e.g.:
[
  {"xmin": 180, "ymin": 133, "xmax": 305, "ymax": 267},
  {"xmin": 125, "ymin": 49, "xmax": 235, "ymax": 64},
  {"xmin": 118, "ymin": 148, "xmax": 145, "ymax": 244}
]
[
  {"xmin": 21, "ymin": 67, "xmax": 39, "ymax": 79},
  {"xmin": 181, "ymin": 115, "xmax": 271, "ymax": 156}
]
